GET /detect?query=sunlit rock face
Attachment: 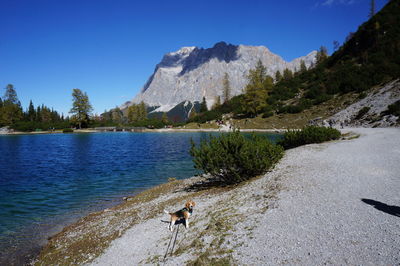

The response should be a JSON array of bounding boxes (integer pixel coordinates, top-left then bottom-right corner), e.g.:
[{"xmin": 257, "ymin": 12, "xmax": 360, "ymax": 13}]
[{"xmin": 122, "ymin": 42, "xmax": 316, "ymax": 112}]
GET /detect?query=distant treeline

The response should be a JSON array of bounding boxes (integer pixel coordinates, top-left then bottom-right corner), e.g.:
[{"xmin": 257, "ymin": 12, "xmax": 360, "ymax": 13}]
[
  {"xmin": 0, "ymin": 84, "xmax": 69, "ymax": 131},
  {"xmin": 0, "ymin": 84, "xmax": 179, "ymax": 132}
]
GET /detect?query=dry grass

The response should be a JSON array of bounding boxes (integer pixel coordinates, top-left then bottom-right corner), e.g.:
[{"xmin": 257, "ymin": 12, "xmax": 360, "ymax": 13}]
[
  {"xmin": 218, "ymin": 92, "xmax": 359, "ymax": 130},
  {"xmin": 184, "ymin": 122, "xmax": 219, "ymax": 129},
  {"xmin": 35, "ymin": 177, "xmax": 232, "ymax": 265}
]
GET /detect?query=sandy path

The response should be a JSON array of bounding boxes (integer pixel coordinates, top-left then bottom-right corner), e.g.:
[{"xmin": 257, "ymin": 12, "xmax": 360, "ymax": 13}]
[
  {"xmin": 89, "ymin": 128, "xmax": 400, "ymax": 265},
  {"xmin": 234, "ymin": 128, "xmax": 400, "ymax": 265}
]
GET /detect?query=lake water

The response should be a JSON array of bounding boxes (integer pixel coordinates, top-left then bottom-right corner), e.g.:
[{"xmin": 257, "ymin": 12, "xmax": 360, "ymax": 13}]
[{"xmin": 0, "ymin": 131, "xmax": 281, "ymax": 264}]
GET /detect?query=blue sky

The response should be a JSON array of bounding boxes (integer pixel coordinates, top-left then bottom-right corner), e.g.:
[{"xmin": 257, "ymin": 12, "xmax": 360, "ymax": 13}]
[{"xmin": 0, "ymin": 0, "xmax": 386, "ymax": 115}]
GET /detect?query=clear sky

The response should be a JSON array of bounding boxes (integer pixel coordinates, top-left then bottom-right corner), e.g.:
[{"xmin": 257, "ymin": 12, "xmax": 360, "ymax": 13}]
[{"xmin": 0, "ymin": 0, "xmax": 387, "ymax": 116}]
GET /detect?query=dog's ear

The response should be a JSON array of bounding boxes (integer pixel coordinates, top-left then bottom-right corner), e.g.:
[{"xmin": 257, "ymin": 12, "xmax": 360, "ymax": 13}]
[
  {"xmin": 191, "ymin": 201, "xmax": 196, "ymax": 207},
  {"xmin": 185, "ymin": 201, "xmax": 190, "ymax": 208}
]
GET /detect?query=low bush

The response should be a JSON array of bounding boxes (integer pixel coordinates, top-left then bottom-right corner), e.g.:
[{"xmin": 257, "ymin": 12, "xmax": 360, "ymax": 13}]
[
  {"xmin": 355, "ymin": 106, "xmax": 370, "ymax": 120},
  {"xmin": 278, "ymin": 104, "xmax": 304, "ymax": 114},
  {"xmin": 63, "ymin": 128, "xmax": 74, "ymax": 133},
  {"xmin": 383, "ymin": 100, "xmax": 400, "ymax": 117},
  {"xmin": 190, "ymin": 130, "xmax": 284, "ymax": 185},
  {"xmin": 278, "ymin": 126, "xmax": 341, "ymax": 149}
]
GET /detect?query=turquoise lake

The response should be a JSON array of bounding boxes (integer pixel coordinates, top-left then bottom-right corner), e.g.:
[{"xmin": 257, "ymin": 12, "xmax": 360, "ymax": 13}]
[{"xmin": 0, "ymin": 132, "xmax": 281, "ymax": 264}]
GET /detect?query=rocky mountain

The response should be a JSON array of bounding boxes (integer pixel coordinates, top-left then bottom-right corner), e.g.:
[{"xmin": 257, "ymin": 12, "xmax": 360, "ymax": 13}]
[
  {"xmin": 122, "ymin": 42, "xmax": 316, "ymax": 114},
  {"xmin": 326, "ymin": 79, "xmax": 400, "ymax": 128}
]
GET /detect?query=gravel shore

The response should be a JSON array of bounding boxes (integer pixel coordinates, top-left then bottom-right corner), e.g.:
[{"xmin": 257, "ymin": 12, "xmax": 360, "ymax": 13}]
[
  {"xmin": 36, "ymin": 128, "xmax": 400, "ymax": 265},
  {"xmin": 233, "ymin": 128, "xmax": 400, "ymax": 265}
]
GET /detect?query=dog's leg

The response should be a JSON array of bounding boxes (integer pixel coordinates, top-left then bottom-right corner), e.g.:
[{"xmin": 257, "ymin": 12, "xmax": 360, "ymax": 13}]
[
  {"xmin": 169, "ymin": 220, "xmax": 175, "ymax": 231},
  {"xmin": 185, "ymin": 219, "xmax": 189, "ymax": 229}
]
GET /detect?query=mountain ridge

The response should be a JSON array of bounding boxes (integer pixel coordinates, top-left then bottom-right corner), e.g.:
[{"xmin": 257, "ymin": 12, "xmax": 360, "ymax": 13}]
[{"xmin": 121, "ymin": 42, "xmax": 316, "ymax": 113}]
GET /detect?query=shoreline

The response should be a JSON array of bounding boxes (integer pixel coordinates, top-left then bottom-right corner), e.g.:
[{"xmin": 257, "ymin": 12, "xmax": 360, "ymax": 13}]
[
  {"xmin": 17, "ymin": 127, "xmax": 399, "ymax": 265},
  {"xmin": 0, "ymin": 127, "xmax": 286, "ymax": 136}
]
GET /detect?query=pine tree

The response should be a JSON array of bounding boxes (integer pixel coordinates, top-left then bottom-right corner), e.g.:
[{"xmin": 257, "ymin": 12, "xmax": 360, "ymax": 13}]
[
  {"xmin": 2, "ymin": 84, "xmax": 23, "ymax": 125},
  {"xmin": 69, "ymin": 88, "xmax": 93, "ymax": 129},
  {"xmin": 4, "ymin": 84, "xmax": 19, "ymax": 105},
  {"xmin": 28, "ymin": 100, "xmax": 35, "ymax": 121},
  {"xmin": 316, "ymin": 46, "xmax": 328, "ymax": 64},
  {"xmin": 200, "ymin": 97, "xmax": 208, "ymax": 112},
  {"xmin": 189, "ymin": 109, "xmax": 197, "ymax": 120},
  {"xmin": 369, "ymin": 0, "xmax": 376, "ymax": 18},
  {"xmin": 112, "ymin": 107, "xmax": 123, "ymax": 123},
  {"xmin": 127, "ymin": 105, "xmax": 139, "ymax": 123},
  {"xmin": 36, "ymin": 106, "xmax": 42, "ymax": 122},
  {"xmin": 212, "ymin": 96, "xmax": 221, "ymax": 109},
  {"xmin": 274, "ymin": 70, "xmax": 282, "ymax": 83},
  {"xmin": 300, "ymin": 60, "xmax": 307, "ymax": 73},
  {"xmin": 283, "ymin": 68, "xmax": 293, "ymax": 80},
  {"xmin": 222, "ymin": 72, "xmax": 230, "ymax": 103},
  {"xmin": 138, "ymin": 101, "xmax": 147, "ymax": 121},
  {"xmin": 161, "ymin": 112, "xmax": 169, "ymax": 124},
  {"xmin": 333, "ymin": 40, "xmax": 340, "ymax": 51}
]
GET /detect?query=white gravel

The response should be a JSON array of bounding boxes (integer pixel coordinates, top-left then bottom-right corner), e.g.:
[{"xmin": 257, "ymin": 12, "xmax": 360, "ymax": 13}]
[
  {"xmin": 233, "ymin": 128, "xmax": 400, "ymax": 265},
  {"xmin": 90, "ymin": 128, "xmax": 400, "ymax": 266}
]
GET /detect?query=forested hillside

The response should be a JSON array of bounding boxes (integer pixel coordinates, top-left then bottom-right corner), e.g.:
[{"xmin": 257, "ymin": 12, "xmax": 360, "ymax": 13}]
[{"xmin": 190, "ymin": 0, "xmax": 400, "ymax": 123}]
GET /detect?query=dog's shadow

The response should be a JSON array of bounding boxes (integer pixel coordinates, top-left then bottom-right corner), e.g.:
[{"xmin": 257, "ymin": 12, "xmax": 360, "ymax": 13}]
[{"xmin": 361, "ymin": 198, "xmax": 400, "ymax": 217}]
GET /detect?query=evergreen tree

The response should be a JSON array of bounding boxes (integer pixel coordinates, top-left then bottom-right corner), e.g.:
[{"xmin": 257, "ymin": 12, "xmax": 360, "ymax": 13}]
[
  {"xmin": 138, "ymin": 101, "xmax": 147, "ymax": 121},
  {"xmin": 300, "ymin": 60, "xmax": 307, "ymax": 73},
  {"xmin": 316, "ymin": 46, "xmax": 328, "ymax": 64},
  {"xmin": 200, "ymin": 97, "xmax": 208, "ymax": 112},
  {"xmin": 222, "ymin": 72, "xmax": 231, "ymax": 103},
  {"xmin": 36, "ymin": 106, "xmax": 42, "ymax": 122},
  {"xmin": 0, "ymin": 97, "xmax": 3, "ymax": 126},
  {"xmin": 2, "ymin": 84, "xmax": 23, "ymax": 125},
  {"xmin": 28, "ymin": 100, "xmax": 35, "ymax": 121},
  {"xmin": 189, "ymin": 109, "xmax": 197, "ymax": 120},
  {"xmin": 111, "ymin": 107, "xmax": 123, "ymax": 123},
  {"xmin": 212, "ymin": 96, "xmax": 221, "ymax": 109},
  {"xmin": 40, "ymin": 105, "xmax": 52, "ymax": 123},
  {"xmin": 127, "ymin": 105, "xmax": 139, "ymax": 123},
  {"xmin": 274, "ymin": 70, "xmax": 282, "ymax": 83},
  {"xmin": 161, "ymin": 112, "xmax": 169, "ymax": 124},
  {"xmin": 369, "ymin": 0, "xmax": 376, "ymax": 18},
  {"xmin": 333, "ymin": 40, "xmax": 340, "ymax": 51},
  {"xmin": 345, "ymin": 32, "xmax": 355, "ymax": 43},
  {"xmin": 283, "ymin": 68, "xmax": 293, "ymax": 80},
  {"xmin": 69, "ymin": 88, "xmax": 93, "ymax": 129},
  {"xmin": 4, "ymin": 84, "xmax": 19, "ymax": 105}
]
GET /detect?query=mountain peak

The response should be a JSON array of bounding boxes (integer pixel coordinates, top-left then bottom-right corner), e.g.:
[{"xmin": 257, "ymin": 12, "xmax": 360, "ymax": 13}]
[
  {"xmin": 122, "ymin": 42, "xmax": 316, "ymax": 111},
  {"xmin": 167, "ymin": 46, "xmax": 197, "ymax": 56}
]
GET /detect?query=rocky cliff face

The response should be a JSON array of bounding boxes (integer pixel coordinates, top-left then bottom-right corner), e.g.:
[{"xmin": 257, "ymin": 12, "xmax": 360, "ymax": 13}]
[
  {"xmin": 122, "ymin": 42, "xmax": 317, "ymax": 112},
  {"xmin": 326, "ymin": 79, "xmax": 400, "ymax": 128}
]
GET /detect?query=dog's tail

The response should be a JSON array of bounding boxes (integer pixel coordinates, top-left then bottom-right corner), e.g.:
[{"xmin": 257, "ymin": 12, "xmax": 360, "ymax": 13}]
[{"xmin": 163, "ymin": 209, "xmax": 170, "ymax": 215}]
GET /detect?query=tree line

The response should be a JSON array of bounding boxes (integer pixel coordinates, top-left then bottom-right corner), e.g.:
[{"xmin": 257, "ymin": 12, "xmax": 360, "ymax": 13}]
[{"xmin": 0, "ymin": 84, "xmax": 69, "ymax": 131}]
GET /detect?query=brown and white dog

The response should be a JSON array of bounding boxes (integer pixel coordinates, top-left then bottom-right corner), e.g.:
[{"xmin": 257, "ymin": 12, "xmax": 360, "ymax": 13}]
[{"xmin": 164, "ymin": 200, "xmax": 195, "ymax": 231}]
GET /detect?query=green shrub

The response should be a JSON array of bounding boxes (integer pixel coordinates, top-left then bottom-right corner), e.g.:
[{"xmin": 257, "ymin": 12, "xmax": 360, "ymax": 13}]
[
  {"xmin": 278, "ymin": 126, "xmax": 341, "ymax": 149},
  {"xmin": 358, "ymin": 92, "xmax": 367, "ymax": 99},
  {"xmin": 355, "ymin": 106, "xmax": 370, "ymax": 120},
  {"xmin": 383, "ymin": 100, "xmax": 400, "ymax": 116},
  {"xmin": 190, "ymin": 130, "xmax": 284, "ymax": 185},
  {"xmin": 278, "ymin": 105, "xmax": 303, "ymax": 114},
  {"xmin": 63, "ymin": 128, "xmax": 74, "ymax": 133},
  {"xmin": 313, "ymin": 94, "xmax": 332, "ymax": 105}
]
